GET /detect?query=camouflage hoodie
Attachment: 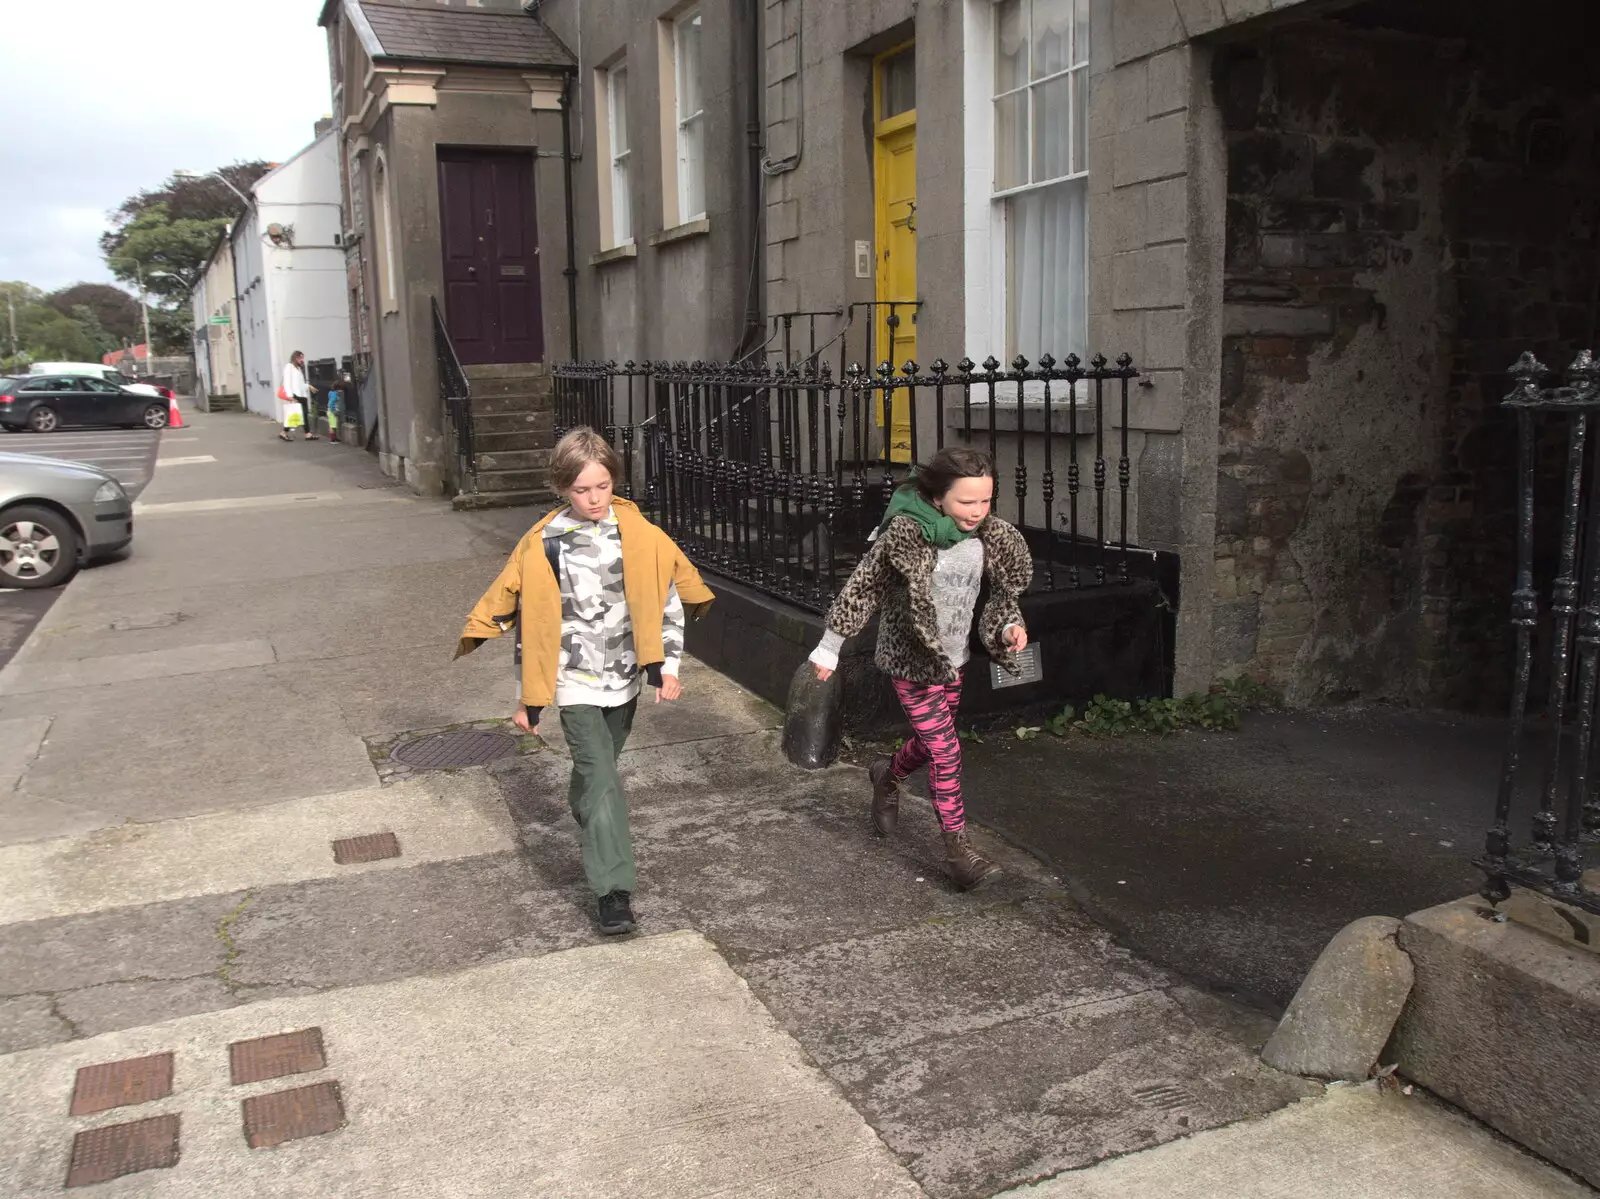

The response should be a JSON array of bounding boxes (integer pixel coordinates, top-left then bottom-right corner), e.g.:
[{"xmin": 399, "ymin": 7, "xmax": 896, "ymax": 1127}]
[{"xmin": 543, "ymin": 507, "xmax": 685, "ymax": 708}]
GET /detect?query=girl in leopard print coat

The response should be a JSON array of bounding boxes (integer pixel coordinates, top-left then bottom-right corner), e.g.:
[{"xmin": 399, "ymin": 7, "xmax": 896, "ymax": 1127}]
[{"xmin": 809, "ymin": 447, "xmax": 1033, "ymax": 889}]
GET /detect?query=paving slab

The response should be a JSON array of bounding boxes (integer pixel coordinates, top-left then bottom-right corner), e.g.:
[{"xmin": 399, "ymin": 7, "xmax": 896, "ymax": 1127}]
[
  {"xmin": 0, "ymin": 668, "xmax": 376, "ymax": 827},
  {"xmin": 1003, "ymin": 1083, "xmax": 1595, "ymax": 1199},
  {"xmin": 0, "ymin": 771, "xmax": 516, "ymax": 924},
  {"xmin": 0, "ymin": 931, "xmax": 923, "ymax": 1198},
  {"xmin": 0, "ymin": 639, "xmax": 276, "ymax": 696}
]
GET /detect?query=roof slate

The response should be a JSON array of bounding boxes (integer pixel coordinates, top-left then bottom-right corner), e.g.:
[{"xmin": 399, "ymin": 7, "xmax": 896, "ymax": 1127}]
[{"xmin": 358, "ymin": 2, "xmax": 575, "ymax": 69}]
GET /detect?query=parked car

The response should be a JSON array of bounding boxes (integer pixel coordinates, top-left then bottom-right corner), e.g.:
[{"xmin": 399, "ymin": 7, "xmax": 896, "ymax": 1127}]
[
  {"xmin": 0, "ymin": 451, "xmax": 132, "ymax": 588},
  {"xmin": 0, "ymin": 375, "xmax": 169, "ymax": 433},
  {"xmin": 28, "ymin": 362, "xmax": 172, "ymax": 403}
]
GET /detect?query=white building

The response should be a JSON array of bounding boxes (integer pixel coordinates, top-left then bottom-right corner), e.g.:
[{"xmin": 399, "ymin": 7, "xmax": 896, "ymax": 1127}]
[
  {"xmin": 190, "ymin": 230, "xmax": 243, "ymax": 407},
  {"xmin": 233, "ymin": 129, "xmax": 351, "ymax": 418}
]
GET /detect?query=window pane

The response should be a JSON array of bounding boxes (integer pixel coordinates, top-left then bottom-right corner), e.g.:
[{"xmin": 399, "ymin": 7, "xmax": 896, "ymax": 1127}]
[
  {"xmin": 1006, "ymin": 178, "xmax": 1088, "ymax": 362},
  {"xmin": 1073, "ymin": 0, "xmax": 1090, "ymax": 64},
  {"xmin": 614, "ymin": 157, "xmax": 632, "ymax": 243},
  {"xmin": 611, "ymin": 67, "xmax": 629, "ymax": 156},
  {"xmin": 1032, "ymin": 75, "xmax": 1073, "ymax": 181},
  {"xmin": 1073, "ymin": 69, "xmax": 1088, "ymax": 175},
  {"xmin": 1032, "ymin": 0, "xmax": 1075, "ymax": 79},
  {"xmin": 995, "ymin": 0, "xmax": 1027, "ymax": 95},
  {"xmin": 677, "ymin": 13, "xmax": 703, "ymax": 119},
  {"xmin": 879, "ymin": 45, "xmax": 915, "ymax": 120},
  {"xmin": 995, "ymin": 90, "xmax": 1028, "ymax": 191},
  {"xmin": 680, "ymin": 114, "xmax": 705, "ymax": 219}
]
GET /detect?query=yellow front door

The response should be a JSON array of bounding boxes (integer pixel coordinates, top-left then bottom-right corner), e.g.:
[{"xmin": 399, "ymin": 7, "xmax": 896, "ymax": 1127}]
[{"xmin": 874, "ymin": 44, "xmax": 916, "ymax": 463}]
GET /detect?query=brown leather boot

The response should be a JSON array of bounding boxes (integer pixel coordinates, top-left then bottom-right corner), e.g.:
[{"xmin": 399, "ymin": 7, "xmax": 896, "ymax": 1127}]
[
  {"xmin": 869, "ymin": 756, "xmax": 900, "ymax": 836},
  {"xmin": 942, "ymin": 827, "xmax": 1000, "ymax": 890}
]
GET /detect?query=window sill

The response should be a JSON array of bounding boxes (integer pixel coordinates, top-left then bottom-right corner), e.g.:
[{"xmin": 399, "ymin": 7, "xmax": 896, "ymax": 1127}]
[
  {"xmin": 648, "ymin": 217, "xmax": 710, "ymax": 247},
  {"xmin": 589, "ymin": 243, "xmax": 639, "ymax": 267},
  {"xmin": 945, "ymin": 397, "xmax": 1101, "ymax": 435}
]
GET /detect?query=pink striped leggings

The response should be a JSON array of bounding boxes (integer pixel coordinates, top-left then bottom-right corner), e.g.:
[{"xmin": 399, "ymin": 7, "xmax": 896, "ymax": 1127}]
[{"xmin": 889, "ymin": 671, "xmax": 966, "ymax": 832}]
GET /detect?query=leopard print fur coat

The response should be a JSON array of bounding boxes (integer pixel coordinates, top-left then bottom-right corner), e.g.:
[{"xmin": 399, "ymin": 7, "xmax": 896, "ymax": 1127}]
[{"xmin": 825, "ymin": 514, "xmax": 1033, "ymax": 685}]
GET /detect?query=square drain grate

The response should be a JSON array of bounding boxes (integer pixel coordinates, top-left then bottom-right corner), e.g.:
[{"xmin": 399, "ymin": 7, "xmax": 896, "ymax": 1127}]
[
  {"xmin": 65, "ymin": 1115, "xmax": 180, "ymax": 1188},
  {"xmin": 70, "ymin": 1052, "xmax": 174, "ymax": 1116},
  {"xmin": 332, "ymin": 831, "xmax": 401, "ymax": 865},
  {"xmin": 230, "ymin": 1028, "xmax": 327, "ymax": 1086},
  {"xmin": 243, "ymin": 1081, "xmax": 346, "ymax": 1149}
]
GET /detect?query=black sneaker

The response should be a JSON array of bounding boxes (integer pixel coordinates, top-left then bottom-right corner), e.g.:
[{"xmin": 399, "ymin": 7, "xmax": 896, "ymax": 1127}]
[{"xmin": 597, "ymin": 891, "xmax": 637, "ymax": 935}]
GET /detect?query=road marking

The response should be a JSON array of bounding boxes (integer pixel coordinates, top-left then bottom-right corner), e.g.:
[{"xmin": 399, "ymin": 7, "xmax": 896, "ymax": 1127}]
[
  {"xmin": 153, "ymin": 455, "xmax": 218, "ymax": 467},
  {"xmin": 134, "ymin": 491, "xmax": 346, "ymax": 515}
]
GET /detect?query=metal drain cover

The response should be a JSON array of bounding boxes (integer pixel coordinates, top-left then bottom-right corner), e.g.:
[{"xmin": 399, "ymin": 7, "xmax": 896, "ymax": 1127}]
[{"xmin": 391, "ymin": 729, "xmax": 518, "ymax": 769}]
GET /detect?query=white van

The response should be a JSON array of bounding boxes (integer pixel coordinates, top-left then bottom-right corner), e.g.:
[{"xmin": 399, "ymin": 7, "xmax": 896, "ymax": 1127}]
[{"xmin": 29, "ymin": 363, "xmax": 166, "ymax": 399}]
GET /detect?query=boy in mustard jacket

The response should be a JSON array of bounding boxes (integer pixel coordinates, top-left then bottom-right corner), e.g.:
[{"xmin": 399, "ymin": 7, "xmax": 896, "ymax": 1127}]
[{"xmin": 457, "ymin": 428, "xmax": 714, "ymax": 934}]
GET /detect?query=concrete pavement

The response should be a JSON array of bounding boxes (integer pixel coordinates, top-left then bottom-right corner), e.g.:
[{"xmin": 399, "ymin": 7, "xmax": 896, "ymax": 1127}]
[{"xmin": 0, "ymin": 409, "xmax": 1588, "ymax": 1197}]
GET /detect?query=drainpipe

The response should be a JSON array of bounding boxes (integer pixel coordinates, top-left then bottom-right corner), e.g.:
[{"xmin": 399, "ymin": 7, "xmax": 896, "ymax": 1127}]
[
  {"xmin": 741, "ymin": 0, "xmax": 765, "ymax": 355},
  {"xmin": 560, "ymin": 71, "xmax": 580, "ymax": 362}
]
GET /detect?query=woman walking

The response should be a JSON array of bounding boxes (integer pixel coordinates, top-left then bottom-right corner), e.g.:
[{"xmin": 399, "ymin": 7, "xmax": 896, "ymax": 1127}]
[
  {"xmin": 810, "ymin": 447, "xmax": 1032, "ymax": 889},
  {"xmin": 279, "ymin": 351, "xmax": 319, "ymax": 441},
  {"xmin": 456, "ymin": 428, "xmax": 714, "ymax": 934}
]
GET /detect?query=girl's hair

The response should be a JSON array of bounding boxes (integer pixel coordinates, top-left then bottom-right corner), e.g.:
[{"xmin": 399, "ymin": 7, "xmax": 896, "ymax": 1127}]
[
  {"xmin": 914, "ymin": 447, "xmax": 995, "ymax": 501},
  {"xmin": 291, "ymin": 350, "xmax": 304, "ymax": 363},
  {"xmin": 550, "ymin": 426, "xmax": 623, "ymax": 492}
]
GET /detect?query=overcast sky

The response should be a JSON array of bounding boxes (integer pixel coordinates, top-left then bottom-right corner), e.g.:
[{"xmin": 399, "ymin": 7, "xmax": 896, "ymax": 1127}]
[{"xmin": 0, "ymin": 0, "xmax": 333, "ymax": 294}]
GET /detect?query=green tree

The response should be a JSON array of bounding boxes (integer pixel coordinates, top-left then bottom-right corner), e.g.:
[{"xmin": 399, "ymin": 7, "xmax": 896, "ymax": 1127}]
[
  {"xmin": 101, "ymin": 161, "xmax": 270, "ymax": 308},
  {"xmin": 47, "ymin": 284, "xmax": 142, "ymax": 345}
]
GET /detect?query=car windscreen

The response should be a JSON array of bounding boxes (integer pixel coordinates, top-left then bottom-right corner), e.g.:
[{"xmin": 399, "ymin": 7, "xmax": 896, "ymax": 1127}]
[{"xmin": 0, "ymin": 378, "xmax": 19, "ymax": 391}]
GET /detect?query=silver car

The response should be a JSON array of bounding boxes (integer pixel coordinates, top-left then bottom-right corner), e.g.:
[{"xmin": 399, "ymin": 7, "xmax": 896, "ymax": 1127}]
[{"xmin": 0, "ymin": 452, "xmax": 133, "ymax": 588}]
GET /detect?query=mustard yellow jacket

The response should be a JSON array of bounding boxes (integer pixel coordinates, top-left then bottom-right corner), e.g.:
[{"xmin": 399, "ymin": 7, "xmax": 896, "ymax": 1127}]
[{"xmin": 456, "ymin": 499, "xmax": 715, "ymax": 709}]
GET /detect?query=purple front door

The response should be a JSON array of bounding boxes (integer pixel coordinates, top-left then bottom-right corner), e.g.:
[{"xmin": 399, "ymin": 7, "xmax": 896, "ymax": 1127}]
[{"xmin": 437, "ymin": 149, "xmax": 544, "ymax": 366}]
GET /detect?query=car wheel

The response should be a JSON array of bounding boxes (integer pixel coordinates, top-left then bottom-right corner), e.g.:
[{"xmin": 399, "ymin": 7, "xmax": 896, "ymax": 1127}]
[
  {"xmin": 27, "ymin": 406, "xmax": 59, "ymax": 433},
  {"xmin": 142, "ymin": 403, "xmax": 169, "ymax": 430},
  {"xmin": 0, "ymin": 505, "xmax": 80, "ymax": 589}
]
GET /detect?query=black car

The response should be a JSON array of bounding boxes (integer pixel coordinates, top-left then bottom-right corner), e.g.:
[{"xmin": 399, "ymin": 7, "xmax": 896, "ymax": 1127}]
[{"xmin": 0, "ymin": 375, "xmax": 170, "ymax": 433}]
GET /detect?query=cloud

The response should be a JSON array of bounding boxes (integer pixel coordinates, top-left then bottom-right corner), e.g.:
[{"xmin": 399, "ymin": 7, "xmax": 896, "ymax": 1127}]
[{"xmin": 0, "ymin": 0, "xmax": 332, "ymax": 291}]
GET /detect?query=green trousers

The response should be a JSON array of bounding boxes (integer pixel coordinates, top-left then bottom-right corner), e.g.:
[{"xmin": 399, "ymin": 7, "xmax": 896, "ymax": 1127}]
[{"xmin": 559, "ymin": 700, "xmax": 638, "ymax": 897}]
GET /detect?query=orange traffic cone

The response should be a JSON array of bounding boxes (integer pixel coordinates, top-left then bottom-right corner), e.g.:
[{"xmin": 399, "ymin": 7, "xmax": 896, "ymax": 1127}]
[{"xmin": 168, "ymin": 395, "xmax": 184, "ymax": 428}]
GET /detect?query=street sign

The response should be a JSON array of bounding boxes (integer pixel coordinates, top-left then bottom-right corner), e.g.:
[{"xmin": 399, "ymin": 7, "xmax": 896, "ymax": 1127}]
[{"xmin": 209, "ymin": 316, "xmax": 231, "ymax": 325}]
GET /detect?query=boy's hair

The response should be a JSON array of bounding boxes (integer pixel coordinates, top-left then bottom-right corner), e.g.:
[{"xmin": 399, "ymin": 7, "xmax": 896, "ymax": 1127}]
[
  {"xmin": 550, "ymin": 426, "xmax": 623, "ymax": 493},
  {"xmin": 914, "ymin": 447, "xmax": 994, "ymax": 502}
]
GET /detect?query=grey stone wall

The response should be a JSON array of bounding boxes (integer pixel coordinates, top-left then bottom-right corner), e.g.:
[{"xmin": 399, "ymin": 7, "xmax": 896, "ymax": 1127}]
[
  {"xmin": 541, "ymin": 0, "xmax": 756, "ymax": 365},
  {"xmin": 1212, "ymin": 2, "xmax": 1600, "ymax": 709}
]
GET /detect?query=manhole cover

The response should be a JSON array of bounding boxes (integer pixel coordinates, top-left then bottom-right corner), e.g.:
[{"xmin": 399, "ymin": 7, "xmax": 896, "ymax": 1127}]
[
  {"xmin": 243, "ymin": 1081, "xmax": 346, "ymax": 1149},
  {"xmin": 391, "ymin": 729, "xmax": 518, "ymax": 769},
  {"xmin": 65, "ymin": 1115, "xmax": 180, "ymax": 1188},
  {"xmin": 71, "ymin": 1052, "xmax": 174, "ymax": 1116},
  {"xmin": 332, "ymin": 832, "xmax": 401, "ymax": 865},
  {"xmin": 230, "ymin": 1028, "xmax": 327, "ymax": 1086}
]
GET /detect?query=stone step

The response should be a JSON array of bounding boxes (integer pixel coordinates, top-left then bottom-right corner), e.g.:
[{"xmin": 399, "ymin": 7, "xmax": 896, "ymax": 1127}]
[
  {"xmin": 474, "ymin": 410, "xmax": 554, "ymax": 436},
  {"xmin": 470, "ymin": 391, "xmax": 552, "ymax": 415},
  {"xmin": 453, "ymin": 487, "xmax": 559, "ymax": 512},
  {"xmin": 473, "ymin": 430, "xmax": 549, "ymax": 453},
  {"xmin": 470, "ymin": 375, "xmax": 554, "ymax": 399},
  {"xmin": 476, "ymin": 468, "xmax": 547, "ymax": 492},
  {"xmin": 477, "ymin": 448, "xmax": 550, "ymax": 473},
  {"xmin": 462, "ymin": 362, "xmax": 546, "ymax": 381}
]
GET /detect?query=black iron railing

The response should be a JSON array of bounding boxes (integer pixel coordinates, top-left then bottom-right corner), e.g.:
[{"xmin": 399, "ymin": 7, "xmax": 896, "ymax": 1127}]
[
  {"xmin": 1481, "ymin": 350, "xmax": 1600, "ymax": 914},
  {"xmin": 553, "ymin": 353, "xmax": 1150, "ymax": 614},
  {"xmin": 432, "ymin": 297, "xmax": 475, "ymax": 494}
]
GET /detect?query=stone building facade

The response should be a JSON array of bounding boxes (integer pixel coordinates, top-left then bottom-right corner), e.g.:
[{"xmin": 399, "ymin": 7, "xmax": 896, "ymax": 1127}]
[{"xmin": 323, "ymin": 0, "xmax": 1600, "ymax": 708}]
